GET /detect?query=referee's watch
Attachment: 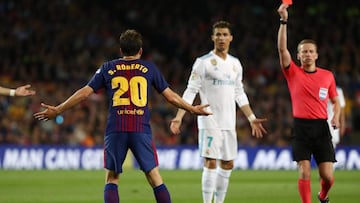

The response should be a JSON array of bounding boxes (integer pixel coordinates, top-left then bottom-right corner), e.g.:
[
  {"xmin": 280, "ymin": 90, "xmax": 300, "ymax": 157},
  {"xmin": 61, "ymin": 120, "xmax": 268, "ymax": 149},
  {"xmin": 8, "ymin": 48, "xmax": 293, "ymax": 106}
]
[{"xmin": 280, "ymin": 19, "xmax": 287, "ymax": 25}]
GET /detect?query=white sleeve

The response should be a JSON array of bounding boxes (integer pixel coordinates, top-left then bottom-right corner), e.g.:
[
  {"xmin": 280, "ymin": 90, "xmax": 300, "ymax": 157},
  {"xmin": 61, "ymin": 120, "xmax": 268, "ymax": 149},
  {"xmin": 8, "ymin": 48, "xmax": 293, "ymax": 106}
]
[
  {"xmin": 182, "ymin": 88, "xmax": 197, "ymax": 105},
  {"xmin": 234, "ymin": 60, "xmax": 249, "ymax": 107},
  {"xmin": 182, "ymin": 58, "xmax": 203, "ymax": 104},
  {"xmin": 337, "ymin": 87, "xmax": 346, "ymax": 108}
]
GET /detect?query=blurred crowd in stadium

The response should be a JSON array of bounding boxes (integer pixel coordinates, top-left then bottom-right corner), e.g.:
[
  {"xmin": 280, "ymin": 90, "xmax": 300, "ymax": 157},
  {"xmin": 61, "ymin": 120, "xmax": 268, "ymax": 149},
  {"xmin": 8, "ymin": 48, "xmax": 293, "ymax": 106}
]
[{"xmin": 1, "ymin": 0, "xmax": 359, "ymax": 147}]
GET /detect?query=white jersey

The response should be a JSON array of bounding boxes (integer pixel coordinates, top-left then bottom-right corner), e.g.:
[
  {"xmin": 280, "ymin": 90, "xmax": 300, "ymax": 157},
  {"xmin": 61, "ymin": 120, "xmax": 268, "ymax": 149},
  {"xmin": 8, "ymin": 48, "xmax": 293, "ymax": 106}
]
[
  {"xmin": 327, "ymin": 86, "xmax": 346, "ymax": 145},
  {"xmin": 182, "ymin": 51, "xmax": 249, "ymax": 130}
]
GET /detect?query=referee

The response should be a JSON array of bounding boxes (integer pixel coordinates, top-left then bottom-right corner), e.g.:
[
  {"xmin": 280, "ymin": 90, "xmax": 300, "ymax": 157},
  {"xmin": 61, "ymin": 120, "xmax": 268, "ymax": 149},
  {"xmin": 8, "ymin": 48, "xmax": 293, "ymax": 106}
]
[{"xmin": 277, "ymin": 3, "xmax": 340, "ymax": 203}]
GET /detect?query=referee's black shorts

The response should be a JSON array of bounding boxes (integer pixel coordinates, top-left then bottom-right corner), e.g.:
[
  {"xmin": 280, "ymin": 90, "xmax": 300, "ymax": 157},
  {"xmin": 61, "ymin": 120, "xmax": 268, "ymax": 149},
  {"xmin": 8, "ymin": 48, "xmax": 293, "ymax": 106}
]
[{"xmin": 291, "ymin": 118, "xmax": 336, "ymax": 165}]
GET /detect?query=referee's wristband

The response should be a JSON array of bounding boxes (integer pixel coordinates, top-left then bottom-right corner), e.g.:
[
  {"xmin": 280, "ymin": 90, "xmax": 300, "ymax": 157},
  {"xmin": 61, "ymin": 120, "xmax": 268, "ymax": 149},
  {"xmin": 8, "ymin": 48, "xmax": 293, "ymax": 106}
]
[
  {"xmin": 247, "ymin": 114, "xmax": 256, "ymax": 123},
  {"xmin": 280, "ymin": 19, "xmax": 287, "ymax": 25},
  {"xmin": 9, "ymin": 89, "xmax": 16, "ymax": 97}
]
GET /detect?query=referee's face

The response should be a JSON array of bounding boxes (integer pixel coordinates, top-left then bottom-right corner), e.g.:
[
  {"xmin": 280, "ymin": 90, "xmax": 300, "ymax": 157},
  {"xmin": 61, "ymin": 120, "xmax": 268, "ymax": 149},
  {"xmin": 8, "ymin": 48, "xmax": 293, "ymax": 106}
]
[
  {"xmin": 212, "ymin": 28, "xmax": 233, "ymax": 53},
  {"xmin": 297, "ymin": 43, "xmax": 318, "ymax": 67}
]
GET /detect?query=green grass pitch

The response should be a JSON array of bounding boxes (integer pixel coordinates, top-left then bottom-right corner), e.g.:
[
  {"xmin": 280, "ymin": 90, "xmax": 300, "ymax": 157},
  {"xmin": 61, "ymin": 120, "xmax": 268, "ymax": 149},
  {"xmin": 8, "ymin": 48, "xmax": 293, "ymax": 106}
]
[{"xmin": 0, "ymin": 169, "xmax": 358, "ymax": 203}]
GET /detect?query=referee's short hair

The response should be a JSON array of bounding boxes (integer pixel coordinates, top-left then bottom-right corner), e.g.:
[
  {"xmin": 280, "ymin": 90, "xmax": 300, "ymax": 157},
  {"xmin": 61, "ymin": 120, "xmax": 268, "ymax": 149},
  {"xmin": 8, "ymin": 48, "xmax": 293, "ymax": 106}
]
[{"xmin": 297, "ymin": 39, "xmax": 318, "ymax": 52}]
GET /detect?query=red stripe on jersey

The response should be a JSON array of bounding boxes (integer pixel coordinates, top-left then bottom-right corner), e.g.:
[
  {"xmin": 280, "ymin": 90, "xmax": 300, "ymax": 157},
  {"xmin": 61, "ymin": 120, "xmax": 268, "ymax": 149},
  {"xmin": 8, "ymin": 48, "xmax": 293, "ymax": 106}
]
[{"xmin": 151, "ymin": 139, "xmax": 159, "ymax": 166}]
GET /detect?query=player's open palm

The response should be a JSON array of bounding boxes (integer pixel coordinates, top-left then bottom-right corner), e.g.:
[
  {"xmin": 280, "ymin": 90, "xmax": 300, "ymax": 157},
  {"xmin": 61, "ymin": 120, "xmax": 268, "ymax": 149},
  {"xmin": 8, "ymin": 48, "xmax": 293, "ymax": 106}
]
[
  {"xmin": 170, "ymin": 119, "xmax": 182, "ymax": 135},
  {"xmin": 250, "ymin": 118, "xmax": 267, "ymax": 138},
  {"xmin": 17, "ymin": 84, "xmax": 36, "ymax": 96},
  {"xmin": 33, "ymin": 103, "xmax": 60, "ymax": 121}
]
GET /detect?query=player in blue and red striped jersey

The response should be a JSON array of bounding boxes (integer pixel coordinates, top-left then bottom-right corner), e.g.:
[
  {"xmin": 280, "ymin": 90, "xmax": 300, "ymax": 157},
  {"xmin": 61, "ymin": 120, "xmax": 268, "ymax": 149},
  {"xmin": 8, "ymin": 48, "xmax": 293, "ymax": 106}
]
[
  {"xmin": 277, "ymin": 4, "xmax": 340, "ymax": 203},
  {"xmin": 34, "ymin": 29, "xmax": 211, "ymax": 203}
]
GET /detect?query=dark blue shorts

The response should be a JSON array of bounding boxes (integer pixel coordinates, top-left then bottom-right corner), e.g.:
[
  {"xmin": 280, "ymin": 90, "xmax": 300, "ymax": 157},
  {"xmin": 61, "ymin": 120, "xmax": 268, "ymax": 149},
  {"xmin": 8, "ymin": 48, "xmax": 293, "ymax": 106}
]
[
  {"xmin": 291, "ymin": 118, "xmax": 336, "ymax": 165},
  {"xmin": 104, "ymin": 132, "xmax": 158, "ymax": 173}
]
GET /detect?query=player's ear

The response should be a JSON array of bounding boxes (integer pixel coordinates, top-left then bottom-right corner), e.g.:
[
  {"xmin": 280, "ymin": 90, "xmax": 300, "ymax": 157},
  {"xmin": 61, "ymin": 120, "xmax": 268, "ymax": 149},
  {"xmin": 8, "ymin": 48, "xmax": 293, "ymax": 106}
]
[
  {"xmin": 138, "ymin": 48, "xmax": 143, "ymax": 56},
  {"xmin": 211, "ymin": 35, "xmax": 214, "ymax": 42}
]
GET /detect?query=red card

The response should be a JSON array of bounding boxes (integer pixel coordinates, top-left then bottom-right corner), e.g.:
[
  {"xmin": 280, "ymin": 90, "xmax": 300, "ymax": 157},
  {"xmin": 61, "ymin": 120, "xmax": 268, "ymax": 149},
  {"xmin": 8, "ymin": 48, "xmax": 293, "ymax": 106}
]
[{"xmin": 282, "ymin": 0, "xmax": 293, "ymax": 5}]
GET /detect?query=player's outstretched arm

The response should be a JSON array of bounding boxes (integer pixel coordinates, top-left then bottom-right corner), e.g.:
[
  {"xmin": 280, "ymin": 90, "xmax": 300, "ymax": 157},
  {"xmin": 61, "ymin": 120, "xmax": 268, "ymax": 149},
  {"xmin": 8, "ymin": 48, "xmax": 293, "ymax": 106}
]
[
  {"xmin": 34, "ymin": 86, "xmax": 93, "ymax": 121},
  {"xmin": 0, "ymin": 84, "xmax": 35, "ymax": 97},
  {"xmin": 162, "ymin": 87, "xmax": 211, "ymax": 116}
]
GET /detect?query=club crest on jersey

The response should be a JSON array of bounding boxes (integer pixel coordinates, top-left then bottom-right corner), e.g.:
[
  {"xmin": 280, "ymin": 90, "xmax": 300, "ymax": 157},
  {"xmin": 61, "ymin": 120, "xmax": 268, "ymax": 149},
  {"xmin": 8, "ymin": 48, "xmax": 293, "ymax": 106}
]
[
  {"xmin": 319, "ymin": 87, "xmax": 328, "ymax": 100},
  {"xmin": 190, "ymin": 71, "xmax": 198, "ymax": 81},
  {"xmin": 211, "ymin": 59, "xmax": 217, "ymax": 66}
]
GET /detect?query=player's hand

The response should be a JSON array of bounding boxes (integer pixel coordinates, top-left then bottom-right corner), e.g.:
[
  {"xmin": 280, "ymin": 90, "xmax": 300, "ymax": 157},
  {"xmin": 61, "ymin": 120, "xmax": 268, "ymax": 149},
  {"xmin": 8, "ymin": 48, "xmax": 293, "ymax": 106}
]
[
  {"xmin": 250, "ymin": 118, "xmax": 267, "ymax": 138},
  {"xmin": 277, "ymin": 3, "xmax": 289, "ymax": 21},
  {"xmin": 33, "ymin": 103, "xmax": 60, "ymax": 121},
  {"xmin": 191, "ymin": 104, "xmax": 212, "ymax": 116},
  {"xmin": 16, "ymin": 84, "xmax": 36, "ymax": 96},
  {"xmin": 170, "ymin": 119, "xmax": 182, "ymax": 135},
  {"xmin": 331, "ymin": 118, "xmax": 340, "ymax": 129}
]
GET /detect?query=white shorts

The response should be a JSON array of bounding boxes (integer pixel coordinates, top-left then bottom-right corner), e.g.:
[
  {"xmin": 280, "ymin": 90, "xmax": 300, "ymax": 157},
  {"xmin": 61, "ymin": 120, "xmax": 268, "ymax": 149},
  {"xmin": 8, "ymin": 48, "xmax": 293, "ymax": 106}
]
[
  {"xmin": 329, "ymin": 127, "xmax": 340, "ymax": 147},
  {"xmin": 198, "ymin": 129, "xmax": 238, "ymax": 161}
]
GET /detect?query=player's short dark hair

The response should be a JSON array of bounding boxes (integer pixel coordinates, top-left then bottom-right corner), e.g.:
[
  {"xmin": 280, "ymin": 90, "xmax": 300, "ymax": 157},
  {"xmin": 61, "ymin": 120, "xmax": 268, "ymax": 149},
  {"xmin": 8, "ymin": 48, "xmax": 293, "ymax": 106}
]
[
  {"xmin": 297, "ymin": 39, "xmax": 318, "ymax": 52},
  {"xmin": 119, "ymin": 29, "xmax": 143, "ymax": 56},
  {"xmin": 212, "ymin": 21, "xmax": 232, "ymax": 34}
]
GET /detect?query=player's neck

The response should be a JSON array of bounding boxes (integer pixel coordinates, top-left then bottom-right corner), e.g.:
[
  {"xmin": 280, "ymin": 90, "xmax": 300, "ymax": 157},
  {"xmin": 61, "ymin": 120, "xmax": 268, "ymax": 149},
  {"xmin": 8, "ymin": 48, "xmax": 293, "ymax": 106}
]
[
  {"xmin": 123, "ymin": 55, "xmax": 140, "ymax": 60},
  {"xmin": 213, "ymin": 50, "xmax": 228, "ymax": 60}
]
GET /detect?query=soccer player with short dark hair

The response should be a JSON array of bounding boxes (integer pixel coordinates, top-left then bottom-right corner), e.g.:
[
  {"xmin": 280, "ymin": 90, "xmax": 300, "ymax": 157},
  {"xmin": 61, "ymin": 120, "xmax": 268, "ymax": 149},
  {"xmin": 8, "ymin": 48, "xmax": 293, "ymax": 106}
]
[
  {"xmin": 34, "ymin": 29, "xmax": 211, "ymax": 203},
  {"xmin": 170, "ymin": 20, "xmax": 267, "ymax": 203}
]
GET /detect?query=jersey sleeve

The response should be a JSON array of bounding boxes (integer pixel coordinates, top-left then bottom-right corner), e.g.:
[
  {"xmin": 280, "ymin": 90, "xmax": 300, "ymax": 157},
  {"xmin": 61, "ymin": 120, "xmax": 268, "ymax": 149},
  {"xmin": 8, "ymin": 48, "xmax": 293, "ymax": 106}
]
[
  {"xmin": 87, "ymin": 64, "xmax": 106, "ymax": 92},
  {"xmin": 151, "ymin": 63, "xmax": 169, "ymax": 93},
  {"xmin": 182, "ymin": 58, "xmax": 203, "ymax": 104},
  {"xmin": 337, "ymin": 87, "xmax": 346, "ymax": 107},
  {"xmin": 281, "ymin": 60, "xmax": 299, "ymax": 79},
  {"xmin": 234, "ymin": 59, "xmax": 249, "ymax": 107}
]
